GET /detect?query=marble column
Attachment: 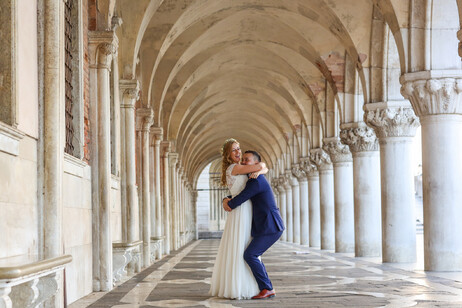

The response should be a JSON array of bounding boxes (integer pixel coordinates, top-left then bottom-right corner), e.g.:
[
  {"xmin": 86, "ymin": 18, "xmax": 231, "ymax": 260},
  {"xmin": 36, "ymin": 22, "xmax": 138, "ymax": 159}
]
[
  {"xmin": 323, "ymin": 138, "xmax": 355, "ymax": 253},
  {"xmin": 293, "ymin": 164, "xmax": 309, "ymax": 245},
  {"xmin": 169, "ymin": 153, "xmax": 179, "ymax": 250},
  {"xmin": 89, "ymin": 31, "xmax": 117, "ymax": 291},
  {"xmin": 292, "ymin": 164, "xmax": 309, "ymax": 245},
  {"xmin": 401, "ymin": 72, "xmax": 462, "ymax": 270},
  {"xmin": 150, "ymin": 127, "xmax": 163, "ymax": 259},
  {"xmin": 290, "ymin": 166, "xmax": 302, "ymax": 244},
  {"xmin": 365, "ymin": 102, "xmax": 420, "ymax": 263},
  {"xmin": 277, "ymin": 180, "xmax": 287, "ymax": 241},
  {"xmin": 137, "ymin": 108, "xmax": 153, "ymax": 267},
  {"xmin": 192, "ymin": 191, "xmax": 198, "ymax": 239},
  {"xmin": 119, "ymin": 79, "xmax": 140, "ymax": 244},
  {"xmin": 340, "ymin": 123, "xmax": 382, "ymax": 257},
  {"xmin": 42, "ymin": 0, "xmax": 64, "ymax": 261},
  {"xmin": 311, "ymin": 149, "xmax": 335, "ymax": 250},
  {"xmin": 162, "ymin": 142, "xmax": 171, "ymax": 255},
  {"xmin": 302, "ymin": 158, "xmax": 320, "ymax": 248},
  {"xmin": 283, "ymin": 174, "xmax": 293, "ymax": 243}
]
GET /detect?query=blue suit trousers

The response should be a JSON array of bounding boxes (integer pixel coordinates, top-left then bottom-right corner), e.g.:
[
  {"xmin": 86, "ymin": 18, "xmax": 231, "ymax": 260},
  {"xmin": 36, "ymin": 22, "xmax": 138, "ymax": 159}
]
[{"xmin": 243, "ymin": 231, "xmax": 283, "ymax": 291}]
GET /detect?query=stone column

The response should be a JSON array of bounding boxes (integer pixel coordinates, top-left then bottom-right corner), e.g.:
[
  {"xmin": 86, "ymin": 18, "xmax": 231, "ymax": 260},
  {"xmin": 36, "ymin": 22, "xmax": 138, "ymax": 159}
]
[
  {"xmin": 150, "ymin": 127, "xmax": 163, "ymax": 259},
  {"xmin": 137, "ymin": 108, "xmax": 153, "ymax": 267},
  {"xmin": 302, "ymin": 158, "xmax": 320, "ymax": 248},
  {"xmin": 42, "ymin": 0, "xmax": 64, "ymax": 261},
  {"xmin": 89, "ymin": 31, "xmax": 117, "ymax": 291},
  {"xmin": 365, "ymin": 102, "xmax": 420, "ymax": 263},
  {"xmin": 277, "ymin": 180, "xmax": 287, "ymax": 241},
  {"xmin": 169, "ymin": 153, "xmax": 179, "ymax": 250},
  {"xmin": 192, "ymin": 191, "xmax": 199, "ymax": 240},
  {"xmin": 323, "ymin": 138, "xmax": 355, "ymax": 253},
  {"xmin": 340, "ymin": 123, "xmax": 382, "ymax": 257},
  {"xmin": 162, "ymin": 142, "xmax": 171, "ymax": 254},
  {"xmin": 120, "ymin": 79, "xmax": 140, "ymax": 245},
  {"xmin": 401, "ymin": 72, "xmax": 462, "ymax": 270},
  {"xmin": 292, "ymin": 164, "xmax": 308, "ymax": 245},
  {"xmin": 293, "ymin": 164, "xmax": 309, "ymax": 245},
  {"xmin": 311, "ymin": 149, "xmax": 335, "ymax": 250},
  {"xmin": 283, "ymin": 174, "xmax": 293, "ymax": 242}
]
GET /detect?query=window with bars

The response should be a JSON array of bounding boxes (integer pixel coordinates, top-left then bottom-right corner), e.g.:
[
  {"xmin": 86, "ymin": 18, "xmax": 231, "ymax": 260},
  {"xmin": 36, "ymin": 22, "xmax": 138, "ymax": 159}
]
[{"xmin": 64, "ymin": 0, "xmax": 75, "ymax": 155}]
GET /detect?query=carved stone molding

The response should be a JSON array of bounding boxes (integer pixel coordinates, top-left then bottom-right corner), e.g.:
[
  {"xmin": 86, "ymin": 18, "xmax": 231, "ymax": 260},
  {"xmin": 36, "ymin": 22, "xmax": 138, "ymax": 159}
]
[
  {"xmin": 364, "ymin": 104, "xmax": 420, "ymax": 138},
  {"xmin": 400, "ymin": 71, "xmax": 462, "ymax": 116},
  {"xmin": 292, "ymin": 163, "xmax": 307, "ymax": 181},
  {"xmin": 310, "ymin": 148, "xmax": 333, "ymax": 171},
  {"xmin": 340, "ymin": 125, "xmax": 379, "ymax": 153},
  {"xmin": 300, "ymin": 157, "xmax": 318, "ymax": 177},
  {"xmin": 322, "ymin": 137, "xmax": 352, "ymax": 163}
]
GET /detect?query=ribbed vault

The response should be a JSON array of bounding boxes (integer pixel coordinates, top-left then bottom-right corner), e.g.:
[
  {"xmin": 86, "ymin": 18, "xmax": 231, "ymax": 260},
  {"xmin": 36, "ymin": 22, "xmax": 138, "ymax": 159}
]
[{"xmin": 114, "ymin": 0, "xmax": 413, "ymax": 185}]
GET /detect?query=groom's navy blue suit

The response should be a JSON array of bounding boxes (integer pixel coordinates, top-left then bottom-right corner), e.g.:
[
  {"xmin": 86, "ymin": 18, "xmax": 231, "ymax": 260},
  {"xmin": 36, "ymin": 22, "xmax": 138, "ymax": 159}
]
[{"xmin": 228, "ymin": 175, "xmax": 284, "ymax": 291}]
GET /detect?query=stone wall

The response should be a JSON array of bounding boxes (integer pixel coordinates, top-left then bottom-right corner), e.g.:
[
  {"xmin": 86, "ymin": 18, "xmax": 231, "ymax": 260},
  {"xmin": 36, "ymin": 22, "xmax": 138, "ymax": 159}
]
[
  {"xmin": 62, "ymin": 157, "xmax": 93, "ymax": 303},
  {"xmin": 0, "ymin": 136, "xmax": 38, "ymax": 259}
]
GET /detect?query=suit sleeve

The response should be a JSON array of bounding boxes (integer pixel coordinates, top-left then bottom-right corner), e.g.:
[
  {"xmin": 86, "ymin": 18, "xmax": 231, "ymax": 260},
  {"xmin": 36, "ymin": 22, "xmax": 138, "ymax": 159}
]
[{"xmin": 228, "ymin": 179, "xmax": 260, "ymax": 209}]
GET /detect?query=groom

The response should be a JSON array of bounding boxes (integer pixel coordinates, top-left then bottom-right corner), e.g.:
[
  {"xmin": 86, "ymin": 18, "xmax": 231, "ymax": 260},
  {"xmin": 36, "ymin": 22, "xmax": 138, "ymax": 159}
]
[{"xmin": 223, "ymin": 150, "xmax": 285, "ymax": 299}]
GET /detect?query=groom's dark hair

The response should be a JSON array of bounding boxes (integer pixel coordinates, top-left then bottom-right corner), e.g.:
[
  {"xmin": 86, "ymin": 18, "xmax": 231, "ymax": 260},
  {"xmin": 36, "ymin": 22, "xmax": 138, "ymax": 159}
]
[{"xmin": 244, "ymin": 150, "xmax": 261, "ymax": 162}]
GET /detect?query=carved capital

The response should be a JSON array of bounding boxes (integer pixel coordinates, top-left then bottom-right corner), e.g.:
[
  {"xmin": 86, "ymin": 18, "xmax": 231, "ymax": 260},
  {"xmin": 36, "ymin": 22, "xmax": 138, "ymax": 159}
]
[
  {"xmin": 120, "ymin": 79, "xmax": 140, "ymax": 108},
  {"xmin": 323, "ymin": 137, "xmax": 352, "ymax": 163},
  {"xmin": 300, "ymin": 157, "xmax": 318, "ymax": 177},
  {"xmin": 310, "ymin": 148, "xmax": 332, "ymax": 171},
  {"xmin": 136, "ymin": 108, "xmax": 154, "ymax": 132},
  {"xmin": 291, "ymin": 163, "xmax": 307, "ymax": 181},
  {"xmin": 168, "ymin": 152, "xmax": 179, "ymax": 166},
  {"xmin": 88, "ymin": 31, "xmax": 118, "ymax": 69},
  {"xmin": 400, "ymin": 71, "xmax": 462, "ymax": 116},
  {"xmin": 277, "ymin": 177, "xmax": 288, "ymax": 192},
  {"xmin": 150, "ymin": 127, "xmax": 163, "ymax": 145},
  {"xmin": 364, "ymin": 103, "xmax": 420, "ymax": 138},
  {"xmin": 340, "ymin": 124, "xmax": 379, "ymax": 153}
]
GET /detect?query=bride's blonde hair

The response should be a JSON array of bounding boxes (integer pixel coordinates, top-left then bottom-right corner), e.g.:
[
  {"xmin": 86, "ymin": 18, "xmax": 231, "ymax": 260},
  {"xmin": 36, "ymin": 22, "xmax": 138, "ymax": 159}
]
[{"xmin": 221, "ymin": 138, "xmax": 239, "ymax": 186}]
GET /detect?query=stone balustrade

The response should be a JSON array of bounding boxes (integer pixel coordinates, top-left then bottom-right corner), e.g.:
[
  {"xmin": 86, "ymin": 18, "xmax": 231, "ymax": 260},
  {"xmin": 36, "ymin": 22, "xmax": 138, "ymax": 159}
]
[
  {"xmin": 150, "ymin": 236, "xmax": 164, "ymax": 262},
  {"xmin": 0, "ymin": 254, "xmax": 72, "ymax": 308},
  {"xmin": 112, "ymin": 240, "xmax": 142, "ymax": 285}
]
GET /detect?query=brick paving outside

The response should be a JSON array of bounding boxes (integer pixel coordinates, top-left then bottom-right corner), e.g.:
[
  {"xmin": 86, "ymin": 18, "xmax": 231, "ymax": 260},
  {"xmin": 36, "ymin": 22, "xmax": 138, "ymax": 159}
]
[{"xmin": 70, "ymin": 239, "xmax": 462, "ymax": 307}]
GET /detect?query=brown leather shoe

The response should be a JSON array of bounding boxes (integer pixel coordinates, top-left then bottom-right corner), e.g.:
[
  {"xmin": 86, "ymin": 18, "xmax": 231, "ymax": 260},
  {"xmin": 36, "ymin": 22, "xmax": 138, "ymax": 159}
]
[{"xmin": 251, "ymin": 289, "xmax": 276, "ymax": 299}]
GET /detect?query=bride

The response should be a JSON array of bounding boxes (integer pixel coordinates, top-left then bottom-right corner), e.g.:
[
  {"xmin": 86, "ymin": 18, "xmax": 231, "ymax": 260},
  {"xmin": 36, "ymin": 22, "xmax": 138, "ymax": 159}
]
[{"xmin": 209, "ymin": 138, "xmax": 267, "ymax": 299}]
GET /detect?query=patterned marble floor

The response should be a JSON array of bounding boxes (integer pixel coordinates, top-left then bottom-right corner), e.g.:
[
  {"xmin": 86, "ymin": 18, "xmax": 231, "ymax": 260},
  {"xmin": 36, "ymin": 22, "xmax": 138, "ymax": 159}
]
[{"xmin": 70, "ymin": 239, "xmax": 462, "ymax": 308}]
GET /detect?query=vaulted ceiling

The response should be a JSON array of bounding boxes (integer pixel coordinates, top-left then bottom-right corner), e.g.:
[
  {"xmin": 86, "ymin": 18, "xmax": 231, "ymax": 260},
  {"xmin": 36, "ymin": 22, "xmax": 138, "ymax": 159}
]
[{"xmin": 112, "ymin": 0, "xmax": 461, "ymax": 184}]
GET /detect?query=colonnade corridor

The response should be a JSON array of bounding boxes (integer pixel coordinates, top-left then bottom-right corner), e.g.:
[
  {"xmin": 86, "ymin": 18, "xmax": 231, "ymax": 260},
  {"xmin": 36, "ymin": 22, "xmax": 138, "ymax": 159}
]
[{"xmin": 70, "ymin": 238, "xmax": 462, "ymax": 307}]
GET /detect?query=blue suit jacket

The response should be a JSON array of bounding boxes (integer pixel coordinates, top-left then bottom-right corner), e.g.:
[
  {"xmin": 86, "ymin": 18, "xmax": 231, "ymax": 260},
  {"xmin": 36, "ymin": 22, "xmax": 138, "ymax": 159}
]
[{"xmin": 228, "ymin": 175, "xmax": 285, "ymax": 237}]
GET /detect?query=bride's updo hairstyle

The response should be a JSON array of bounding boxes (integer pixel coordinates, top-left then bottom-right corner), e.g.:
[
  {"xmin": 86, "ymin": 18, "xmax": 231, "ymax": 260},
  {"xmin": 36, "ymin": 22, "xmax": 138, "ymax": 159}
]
[{"xmin": 221, "ymin": 138, "xmax": 238, "ymax": 186}]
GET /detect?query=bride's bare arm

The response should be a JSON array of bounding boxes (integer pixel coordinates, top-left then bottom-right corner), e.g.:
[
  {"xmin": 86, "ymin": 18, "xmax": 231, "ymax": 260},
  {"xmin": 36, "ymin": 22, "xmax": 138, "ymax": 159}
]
[
  {"xmin": 249, "ymin": 163, "xmax": 268, "ymax": 179},
  {"xmin": 231, "ymin": 162, "xmax": 263, "ymax": 175}
]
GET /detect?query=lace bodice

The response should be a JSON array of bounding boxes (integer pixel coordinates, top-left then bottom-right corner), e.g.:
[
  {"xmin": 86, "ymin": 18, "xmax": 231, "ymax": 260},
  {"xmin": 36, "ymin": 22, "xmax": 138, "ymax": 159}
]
[{"xmin": 226, "ymin": 164, "xmax": 248, "ymax": 196}]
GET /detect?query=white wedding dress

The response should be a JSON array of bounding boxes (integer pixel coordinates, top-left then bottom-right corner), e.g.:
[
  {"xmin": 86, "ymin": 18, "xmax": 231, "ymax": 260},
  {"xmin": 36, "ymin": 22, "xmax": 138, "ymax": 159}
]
[{"xmin": 209, "ymin": 164, "xmax": 259, "ymax": 299}]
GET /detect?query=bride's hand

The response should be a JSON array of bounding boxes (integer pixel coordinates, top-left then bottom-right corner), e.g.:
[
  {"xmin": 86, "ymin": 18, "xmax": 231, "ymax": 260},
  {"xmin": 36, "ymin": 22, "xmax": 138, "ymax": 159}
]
[{"xmin": 249, "ymin": 171, "xmax": 261, "ymax": 179}]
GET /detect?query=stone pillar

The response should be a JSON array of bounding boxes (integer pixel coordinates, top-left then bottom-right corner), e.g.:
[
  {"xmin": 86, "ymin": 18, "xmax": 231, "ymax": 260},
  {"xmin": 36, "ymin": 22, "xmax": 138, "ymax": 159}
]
[
  {"xmin": 120, "ymin": 79, "xmax": 140, "ymax": 245},
  {"xmin": 150, "ymin": 127, "xmax": 163, "ymax": 259},
  {"xmin": 89, "ymin": 31, "xmax": 117, "ymax": 291},
  {"xmin": 169, "ymin": 153, "xmax": 179, "ymax": 250},
  {"xmin": 302, "ymin": 158, "xmax": 320, "ymax": 248},
  {"xmin": 365, "ymin": 102, "xmax": 420, "ymax": 263},
  {"xmin": 42, "ymin": 0, "xmax": 64, "ymax": 261},
  {"xmin": 277, "ymin": 180, "xmax": 287, "ymax": 241},
  {"xmin": 340, "ymin": 123, "xmax": 382, "ymax": 257},
  {"xmin": 323, "ymin": 138, "xmax": 355, "ymax": 253},
  {"xmin": 401, "ymin": 72, "xmax": 462, "ymax": 270},
  {"xmin": 283, "ymin": 174, "xmax": 293, "ymax": 242},
  {"xmin": 137, "ymin": 108, "xmax": 153, "ymax": 267},
  {"xmin": 311, "ymin": 149, "xmax": 335, "ymax": 250},
  {"xmin": 290, "ymin": 166, "xmax": 302, "ymax": 244},
  {"xmin": 293, "ymin": 164, "xmax": 309, "ymax": 245},
  {"xmin": 162, "ymin": 142, "xmax": 171, "ymax": 254}
]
